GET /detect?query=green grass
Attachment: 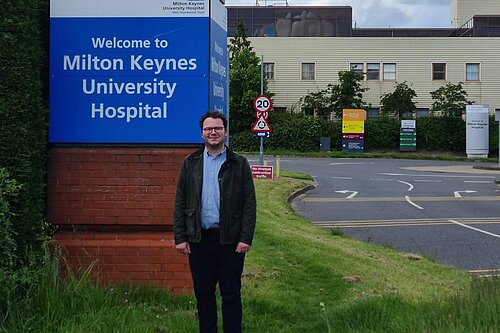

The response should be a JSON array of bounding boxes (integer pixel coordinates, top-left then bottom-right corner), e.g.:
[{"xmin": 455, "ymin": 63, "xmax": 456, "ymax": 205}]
[
  {"xmin": 278, "ymin": 169, "xmax": 314, "ymax": 180},
  {"xmin": 1, "ymin": 177, "xmax": 499, "ymax": 332},
  {"xmin": 248, "ymin": 149, "xmax": 499, "ymax": 163}
]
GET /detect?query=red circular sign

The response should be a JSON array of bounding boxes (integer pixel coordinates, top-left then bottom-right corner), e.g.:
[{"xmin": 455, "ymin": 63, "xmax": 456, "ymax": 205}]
[{"xmin": 253, "ymin": 95, "xmax": 272, "ymax": 113}]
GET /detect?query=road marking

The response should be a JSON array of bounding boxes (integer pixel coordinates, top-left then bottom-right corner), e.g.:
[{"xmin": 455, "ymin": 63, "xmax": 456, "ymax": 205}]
[
  {"xmin": 454, "ymin": 190, "xmax": 477, "ymax": 198},
  {"xmin": 380, "ymin": 172, "xmax": 494, "ymax": 179},
  {"xmin": 312, "ymin": 217, "xmax": 500, "ymax": 228},
  {"xmin": 335, "ymin": 190, "xmax": 358, "ymax": 199},
  {"xmin": 303, "ymin": 196, "xmax": 500, "ymax": 203},
  {"xmin": 398, "ymin": 180, "xmax": 414, "ymax": 191},
  {"xmin": 449, "ymin": 219, "xmax": 500, "ymax": 239},
  {"xmin": 405, "ymin": 195, "xmax": 424, "ymax": 209},
  {"xmin": 331, "ymin": 176, "xmax": 353, "ymax": 180},
  {"xmin": 370, "ymin": 178, "xmax": 394, "ymax": 181},
  {"xmin": 329, "ymin": 162, "xmax": 364, "ymax": 165},
  {"xmin": 468, "ymin": 268, "xmax": 500, "ymax": 277},
  {"xmin": 464, "ymin": 180, "xmax": 492, "ymax": 183},
  {"xmin": 414, "ymin": 180, "xmax": 442, "ymax": 183}
]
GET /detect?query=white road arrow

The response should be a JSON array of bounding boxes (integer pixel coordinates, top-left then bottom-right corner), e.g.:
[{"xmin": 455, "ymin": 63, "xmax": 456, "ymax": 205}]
[
  {"xmin": 335, "ymin": 190, "xmax": 358, "ymax": 199},
  {"xmin": 454, "ymin": 190, "xmax": 477, "ymax": 198}
]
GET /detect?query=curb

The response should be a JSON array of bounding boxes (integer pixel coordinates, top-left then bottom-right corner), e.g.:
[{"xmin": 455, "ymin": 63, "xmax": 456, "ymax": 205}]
[
  {"xmin": 287, "ymin": 182, "xmax": 316, "ymax": 203},
  {"xmin": 473, "ymin": 165, "xmax": 500, "ymax": 171},
  {"xmin": 473, "ymin": 165, "xmax": 500, "ymax": 185}
]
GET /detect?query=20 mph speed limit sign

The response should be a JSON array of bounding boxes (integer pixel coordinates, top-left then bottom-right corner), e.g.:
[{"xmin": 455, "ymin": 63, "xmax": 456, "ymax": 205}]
[{"xmin": 253, "ymin": 95, "xmax": 272, "ymax": 113}]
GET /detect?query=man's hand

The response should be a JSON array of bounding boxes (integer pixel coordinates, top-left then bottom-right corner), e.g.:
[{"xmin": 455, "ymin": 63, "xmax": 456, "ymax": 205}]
[
  {"xmin": 236, "ymin": 242, "xmax": 251, "ymax": 254},
  {"xmin": 175, "ymin": 242, "xmax": 191, "ymax": 255}
]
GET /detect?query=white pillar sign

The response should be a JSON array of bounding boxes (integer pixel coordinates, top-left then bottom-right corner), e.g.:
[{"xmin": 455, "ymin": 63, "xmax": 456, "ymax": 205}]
[{"xmin": 466, "ymin": 105, "xmax": 489, "ymax": 158}]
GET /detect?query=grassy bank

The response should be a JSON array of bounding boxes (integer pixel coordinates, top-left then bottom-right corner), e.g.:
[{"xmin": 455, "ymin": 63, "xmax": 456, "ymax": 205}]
[{"xmin": 1, "ymin": 178, "xmax": 499, "ymax": 332}]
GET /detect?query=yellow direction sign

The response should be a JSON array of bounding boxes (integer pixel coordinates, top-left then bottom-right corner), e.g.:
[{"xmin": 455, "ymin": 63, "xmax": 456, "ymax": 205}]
[{"xmin": 343, "ymin": 121, "xmax": 365, "ymax": 134}]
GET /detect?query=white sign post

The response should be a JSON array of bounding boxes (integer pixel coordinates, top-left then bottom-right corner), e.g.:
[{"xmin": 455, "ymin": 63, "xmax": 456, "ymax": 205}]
[{"xmin": 466, "ymin": 105, "xmax": 489, "ymax": 159}]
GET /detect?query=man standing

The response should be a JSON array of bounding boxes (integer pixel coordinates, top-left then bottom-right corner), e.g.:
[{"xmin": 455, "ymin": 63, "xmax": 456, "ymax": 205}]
[{"xmin": 173, "ymin": 111, "xmax": 256, "ymax": 333}]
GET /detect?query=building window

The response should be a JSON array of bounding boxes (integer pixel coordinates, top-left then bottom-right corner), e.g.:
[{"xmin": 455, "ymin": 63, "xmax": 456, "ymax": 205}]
[
  {"xmin": 466, "ymin": 63, "xmax": 480, "ymax": 81},
  {"xmin": 432, "ymin": 63, "xmax": 447, "ymax": 81},
  {"xmin": 383, "ymin": 63, "xmax": 396, "ymax": 80},
  {"xmin": 366, "ymin": 63, "xmax": 380, "ymax": 80},
  {"xmin": 350, "ymin": 63, "xmax": 364, "ymax": 80},
  {"xmin": 301, "ymin": 63, "xmax": 316, "ymax": 80},
  {"xmin": 264, "ymin": 63, "xmax": 275, "ymax": 80}
]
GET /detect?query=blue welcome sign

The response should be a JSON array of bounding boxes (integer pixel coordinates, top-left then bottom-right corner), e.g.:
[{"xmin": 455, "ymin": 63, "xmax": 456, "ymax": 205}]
[{"xmin": 50, "ymin": 0, "xmax": 228, "ymax": 143}]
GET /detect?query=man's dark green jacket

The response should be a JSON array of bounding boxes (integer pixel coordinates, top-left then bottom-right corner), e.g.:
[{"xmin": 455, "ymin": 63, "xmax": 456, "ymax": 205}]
[{"xmin": 173, "ymin": 147, "xmax": 256, "ymax": 245}]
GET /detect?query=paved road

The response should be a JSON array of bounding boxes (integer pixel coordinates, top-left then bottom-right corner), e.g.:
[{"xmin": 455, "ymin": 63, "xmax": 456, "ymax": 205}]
[{"xmin": 248, "ymin": 156, "xmax": 500, "ymax": 276}]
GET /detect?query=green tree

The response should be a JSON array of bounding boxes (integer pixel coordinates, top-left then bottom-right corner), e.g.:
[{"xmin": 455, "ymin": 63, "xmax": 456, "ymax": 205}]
[
  {"xmin": 228, "ymin": 17, "xmax": 252, "ymax": 61},
  {"xmin": 329, "ymin": 70, "xmax": 368, "ymax": 118},
  {"xmin": 380, "ymin": 81, "xmax": 417, "ymax": 119},
  {"xmin": 299, "ymin": 70, "xmax": 368, "ymax": 119},
  {"xmin": 430, "ymin": 82, "xmax": 471, "ymax": 117},
  {"xmin": 228, "ymin": 18, "xmax": 270, "ymax": 134},
  {"xmin": 299, "ymin": 88, "xmax": 331, "ymax": 120}
]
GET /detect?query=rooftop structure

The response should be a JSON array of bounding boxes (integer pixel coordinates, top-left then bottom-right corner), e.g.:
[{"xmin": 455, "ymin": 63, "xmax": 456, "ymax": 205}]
[{"xmin": 227, "ymin": 5, "xmax": 500, "ymax": 38}]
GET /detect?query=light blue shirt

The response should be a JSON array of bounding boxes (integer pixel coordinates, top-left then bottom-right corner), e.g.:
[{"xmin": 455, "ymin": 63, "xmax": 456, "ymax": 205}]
[{"xmin": 201, "ymin": 147, "xmax": 226, "ymax": 229}]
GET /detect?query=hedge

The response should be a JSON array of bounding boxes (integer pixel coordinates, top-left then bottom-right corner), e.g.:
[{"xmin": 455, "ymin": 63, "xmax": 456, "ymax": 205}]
[
  {"xmin": 0, "ymin": 0, "xmax": 48, "ymax": 273},
  {"xmin": 230, "ymin": 113, "xmax": 499, "ymax": 156}
]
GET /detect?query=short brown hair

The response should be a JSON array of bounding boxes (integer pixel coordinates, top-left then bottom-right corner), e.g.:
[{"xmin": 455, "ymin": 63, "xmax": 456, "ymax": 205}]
[{"xmin": 199, "ymin": 111, "xmax": 228, "ymax": 130}]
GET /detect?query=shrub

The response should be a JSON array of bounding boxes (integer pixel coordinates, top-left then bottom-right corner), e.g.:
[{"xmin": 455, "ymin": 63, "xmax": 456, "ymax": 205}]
[
  {"xmin": 489, "ymin": 115, "xmax": 499, "ymax": 156},
  {"xmin": 229, "ymin": 112, "xmax": 479, "ymax": 154},
  {"xmin": 320, "ymin": 120, "xmax": 343, "ymax": 151},
  {"xmin": 229, "ymin": 130, "xmax": 260, "ymax": 152},
  {"xmin": 267, "ymin": 113, "xmax": 323, "ymax": 151},
  {"xmin": 417, "ymin": 116, "xmax": 466, "ymax": 152},
  {"xmin": 0, "ymin": 0, "xmax": 49, "ymax": 270},
  {"xmin": 364, "ymin": 117, "xmax": 400, "ymax": 151}
]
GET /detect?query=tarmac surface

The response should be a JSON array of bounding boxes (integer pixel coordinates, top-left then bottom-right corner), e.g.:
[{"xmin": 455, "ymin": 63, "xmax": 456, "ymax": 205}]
[
  {"xmin": 282, "ymin": 157, "xmax": 500, "ymax": 273},
  {"xmin": 403, "ymin": 164, "xmax": 500, "ymax": 183},
  {"xmin": 403, "ymin": 164, "xmax": 500, "ymax": 174}
]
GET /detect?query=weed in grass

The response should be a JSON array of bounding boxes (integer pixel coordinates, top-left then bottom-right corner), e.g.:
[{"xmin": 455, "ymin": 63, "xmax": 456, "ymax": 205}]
[
  {"xmin": 319, "ymin": 302, "xmax": 332, "ymax": 333},
  {"xmin": 330, "ymin": 227, "xmax": 345, "ymax": 237}
]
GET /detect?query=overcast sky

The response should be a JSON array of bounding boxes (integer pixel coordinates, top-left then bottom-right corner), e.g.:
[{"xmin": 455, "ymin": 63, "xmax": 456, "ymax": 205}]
[{"xmin": 225, "ymin": 0, "xmax": 451, "ymax": 28}]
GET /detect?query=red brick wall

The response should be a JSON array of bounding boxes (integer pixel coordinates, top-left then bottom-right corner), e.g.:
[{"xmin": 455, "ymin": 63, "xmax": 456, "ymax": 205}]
[{"xmin": 48, "ymin": 147, "xmax": 197, "ymax": 293}]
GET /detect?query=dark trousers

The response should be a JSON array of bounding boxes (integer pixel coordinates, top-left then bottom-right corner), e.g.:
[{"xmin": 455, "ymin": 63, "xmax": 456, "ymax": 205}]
[{"xmin": 189, "ymin": 229, "xmax": 246, "ymax": 333}]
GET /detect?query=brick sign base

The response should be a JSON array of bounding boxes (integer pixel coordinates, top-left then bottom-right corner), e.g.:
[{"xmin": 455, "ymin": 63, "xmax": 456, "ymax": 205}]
[{"xmin": 48, "ymin": 147, "xmax": 197, "ymax": 293}]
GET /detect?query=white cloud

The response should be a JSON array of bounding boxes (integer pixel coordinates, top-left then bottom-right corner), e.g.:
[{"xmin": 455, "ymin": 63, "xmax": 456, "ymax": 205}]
[{"xmin": 225, "ymin": 0, "xmax": 450, "ymax": 28}]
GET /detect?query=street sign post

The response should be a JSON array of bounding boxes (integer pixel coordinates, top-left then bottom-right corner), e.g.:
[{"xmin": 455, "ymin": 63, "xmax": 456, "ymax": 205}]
[
  {"xmin": 400, "ymin": 120, "xmax": 416, "ymax": 152},
  {"xmin": 254, "ymin": 56, "xmax": 272, "ymax": 165},
  {"xmin": 400, "ymin": 128, "xmax": 417, "ymax": 151},
  {"xmin": 342, "ymin": 109, "xmax": 366, "ymax": 153}
]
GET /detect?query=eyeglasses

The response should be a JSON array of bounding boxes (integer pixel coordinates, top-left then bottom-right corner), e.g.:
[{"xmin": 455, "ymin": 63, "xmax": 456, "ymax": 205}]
[{"xmin": 202, "ymin": 126, "xmax": 225, "ymax": 134}]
